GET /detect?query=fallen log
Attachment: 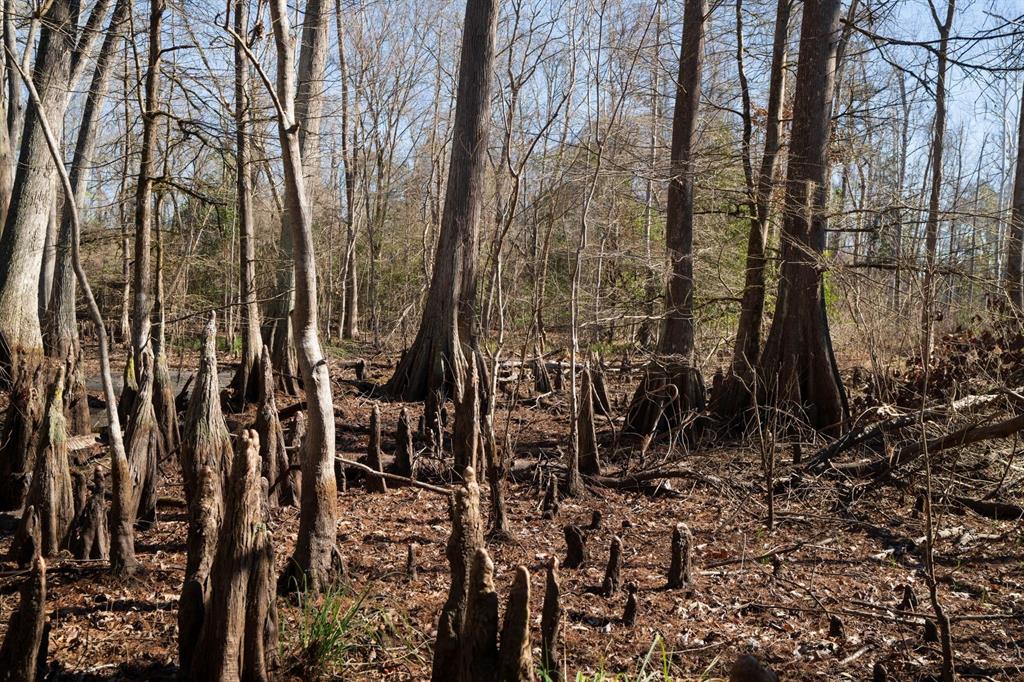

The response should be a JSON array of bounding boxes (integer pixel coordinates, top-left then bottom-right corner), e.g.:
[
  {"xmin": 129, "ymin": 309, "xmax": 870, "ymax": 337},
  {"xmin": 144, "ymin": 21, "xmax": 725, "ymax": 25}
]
[
  {"xmin": 807, "ymin": 388, "xmax": 1024, "ymax": 471},
  {"xmin": 829, "ymin": 413, "xmax": 1024, "ymax": 478}
]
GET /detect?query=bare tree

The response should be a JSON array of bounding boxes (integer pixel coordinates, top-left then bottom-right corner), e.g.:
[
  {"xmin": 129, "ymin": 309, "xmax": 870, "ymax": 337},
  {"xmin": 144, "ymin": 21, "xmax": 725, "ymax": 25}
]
[{"xmin": 1003, "ymin": 83, "xmax": 1024, "ymax": 308}]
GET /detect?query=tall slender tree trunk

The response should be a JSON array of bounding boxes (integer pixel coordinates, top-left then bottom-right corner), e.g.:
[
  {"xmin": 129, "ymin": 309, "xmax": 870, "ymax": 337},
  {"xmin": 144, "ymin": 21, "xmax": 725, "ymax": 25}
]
[
  {"xmin": 265, "ymin": 0, "xmax": 329, "ymax": 396},
  {"xmin": 230, "ymin": 0, "xmax": 262, "ymax": 404},
  {"xmin": 921, "ymin": 0, "xmax": 955, "ymax": 360},
  {"xmin": 131, "ymin": 0, "xmax": 164, "ymax": 372},
  {"xmin": 754, "ymin": 0, "xmax": 847, "ymax": 435},
  {"xmin": 1003, "ymin": 83, "xmax": 1024, "ymax": 309},
  {"xmin": 46, "ymin": 0, "xmax": 129, "ymax": 436},
  {"xmin": 712, "ymin": 0, "xmax": 791, "ymax": 424},
  {"xmin": 334, "ymin": 0, "xmax": 358, "ymax": 340},
  {"xmin": 623, "ymin": 0, "xmax": 708, "ymax": 438},
  {"xmin": 384, "ymin": 0, "xmax": 500, "ymax": 402},
  {"xmin": 265, "ymin": 0, "xmax": 341, "ymax": 592}
]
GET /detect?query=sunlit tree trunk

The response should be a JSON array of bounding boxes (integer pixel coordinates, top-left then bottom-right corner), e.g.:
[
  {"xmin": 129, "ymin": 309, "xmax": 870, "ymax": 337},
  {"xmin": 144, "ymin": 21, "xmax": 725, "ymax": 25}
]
[
  {"xmin": 384, "ymin": 0, "xmax": 499, "ymax": 401},
  {"xmin": 1004, "ymin": 83, "xmax": 1024, "ymax": 309},
  {"xmin": 754, "ymin": 0, "xmax": 847, "ymax": 434}
]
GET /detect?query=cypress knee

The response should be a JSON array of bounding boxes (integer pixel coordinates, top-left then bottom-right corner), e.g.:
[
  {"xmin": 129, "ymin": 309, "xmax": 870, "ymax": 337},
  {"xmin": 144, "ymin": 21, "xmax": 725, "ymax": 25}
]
[
  {"xmin": 366, "ymin": 402, "xmax": 387, "ymax": 493},
  {"xmin": 541, "ymin": 475, "xmax": 559, "ymax": 520},
  {"xmin": 622, "ymin": 581, "xmax": 639, "ymax": 626},
  {"xmin": 498, "ymin": 566, "xmax": 533, "ymax": 682},
  {"xmin": 729, "ymin": 654, "xmax": 779, "ymax": 682},
  {"xmin": 70, "ymin": 467, "xmax": 109, "ymax": 561},
  {"xmin": 563, "ymin": 524, "xmax": 586, "ymax": 569},
  {"xmin": 667, "ymin": 523, "xmax": 693, "ymax": 589},
  {"xmin": 395, "ymin": 407, "xmax": 416, "ymax": 479},
  {"xmin": 458, "ymin": 548, "xmax": 499, "ymax": 682},
  {"xmin": 541, "ymin": 557, "xmax": 562, "ymax": 678},
  {"xmin": 178, "ymin": 466, "xmax": 222, "ymax": 676},
  {"xmin": 577, "ymin": 367, "xmax": 601, "ymax": 476},
  {"xmin": 254, "ymin": 346, "xmax": 293, "ymax": 506},
  {"xmin": 0, "ymin": 554, "xmax": 48, "ymax": 682},
  {"xmin": 601, "ymin": 536, "xmax": 623, "ymax": 597},
  {"xmin": 431, "ymin": 467, "xmax": 485, "ymax": 682}
]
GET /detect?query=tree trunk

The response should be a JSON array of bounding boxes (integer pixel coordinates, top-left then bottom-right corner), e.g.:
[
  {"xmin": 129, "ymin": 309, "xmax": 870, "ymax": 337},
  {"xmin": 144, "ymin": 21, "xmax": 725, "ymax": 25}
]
[
  {"xmin": 0, "ymin": 358, "xmax": 49, "ymax": 510},
  {"xmin": 10, "ymin": 369, "xmax": 73, "ymax": 563},
  {"xmin": 69, "ymin": 467, "xmax": 109, "ymax": 561},
  {"xmin": 384, "ymin": 0, "xmax": 499, "ymax": 401},
  {"xmin": 334, "ymin": 0, "xmax": 359, "ymax": 339},
  {"xmin": 1003, "ymin": 78, "xmax": 1024, "ymax": 305},
  {"xmin": 265, "ymin": 0, "xmax": 329, "ymax": 396},
  {"xmin": 920, "ymin": 0, "xmax": 956, "ymax": 359},
  {"xmin": 623, "ymin": 0, "xmax": 708, "ymax": 438},
  {"xmin": 712, "ymin": 0, "xmax": 791, "ymax": 423},
  {"xmin": 265, "ymin": 0, "xmax": 341, "ymax": 593},
  {"xmin": 754, "ymin": 0, "xmax": 847, "ymax": 435},
  {"xmin": 152, "ymin": 198, "xmax": 179, "ymax": 456},
  {"xmin": 577, "ymin": 367, "xmax": 601, "ymax": 476},
  {"xmin": 0, "ymin": 0, "xmax": 77, "ymax": 372},
  {"xmin": 229, "ymin": 0, "xmax": 261, "ymax": 404}
]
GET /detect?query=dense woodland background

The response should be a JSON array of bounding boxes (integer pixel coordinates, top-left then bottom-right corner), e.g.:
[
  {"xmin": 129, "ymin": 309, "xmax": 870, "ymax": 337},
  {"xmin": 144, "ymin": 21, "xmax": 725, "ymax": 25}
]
[{"xmin": 0, "ymin": 0, "xmax": 1020, "ymax": 679}]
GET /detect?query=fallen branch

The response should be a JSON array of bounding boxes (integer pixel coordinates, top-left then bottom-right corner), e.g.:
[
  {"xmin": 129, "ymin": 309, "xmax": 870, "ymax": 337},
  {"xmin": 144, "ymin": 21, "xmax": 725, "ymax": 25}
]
[
  {"xmin": 829, "ymin": 413, "xmax": 1024, "ymax": 478},
  {"xmin": 807, "ymin": 389, "xmax": 1024, "ymax": 472},
  {"xmin": 586, "ymin": 468, "xmax": 726, "ymax": 492},
  {"xmin": 335, "ymin": 458, "xmax": 452, "ymax": 497}
]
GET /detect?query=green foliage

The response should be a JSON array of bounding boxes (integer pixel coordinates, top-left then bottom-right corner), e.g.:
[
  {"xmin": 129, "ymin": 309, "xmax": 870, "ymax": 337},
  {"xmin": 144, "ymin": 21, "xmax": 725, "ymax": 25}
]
[{"xmin": 538, "ymin": 634, "xmax": 726, "ymax": 681}]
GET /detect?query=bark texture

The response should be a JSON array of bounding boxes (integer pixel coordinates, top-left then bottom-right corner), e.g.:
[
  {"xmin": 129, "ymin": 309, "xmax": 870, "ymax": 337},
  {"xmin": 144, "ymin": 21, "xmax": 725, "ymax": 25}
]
[
  {"xmin": 458, "ymin": 548, "xmax": 499, "ymax": 682},
  {"xmin": 754, "ymin": 0, "xmax": 847, "ymax": 434},
  {"xmin": 10, "ymin": 370, "xmax": 73, "ymax": 562},
  {"xmin": 180, "ymin": 315, "xmax": 232, "ymax": 509},
  {"xmin": 498, "ymin": 566, "xmax": 533, "ymax": 682},
  {"xmin": 667, "ymin": 523, "xmax": 693, "ymax": 589},
  {"xmin": 394, "ymin": 407, "xmax": 416, "ymax": 479},
  {"xmin": 431, "ymin": 466, "xmax": 485, "ymax": 682},
  {"xmin": 178, "ymin": 466, "xmax": 221, "ymax": 676},
  {"xmin": 191, "ymin": 430, "xmax": 278, "ymax": 681},
  {"xmin": 0, "ymin": 358, "xmax": 49, "ymax": 510},
  {"xmin": 384, "ymin": 0, "xmax": 499, "ymax": 400}
]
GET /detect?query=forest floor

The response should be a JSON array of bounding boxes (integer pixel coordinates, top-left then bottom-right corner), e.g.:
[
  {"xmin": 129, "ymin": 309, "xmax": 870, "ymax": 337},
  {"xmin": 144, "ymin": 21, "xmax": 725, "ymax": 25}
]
[{"xmin": 0, "ymin": 343, "xmax": 1022, "ymax": 681}]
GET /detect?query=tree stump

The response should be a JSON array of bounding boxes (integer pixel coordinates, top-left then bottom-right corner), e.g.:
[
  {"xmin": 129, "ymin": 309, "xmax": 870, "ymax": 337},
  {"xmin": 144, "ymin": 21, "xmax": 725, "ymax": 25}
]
[
  {"xmin": 124, "ymin": 351, "xmax": 165, "ymax": 529},
  {"xmin": 577, "ymin": 367, "xmax": 601, "ymax": 476},
  {"xmin": 667, "ymin": 523, "xmax": 693, "ymax": 589},
  {"xmin": 394, "ymin": 407, "xmax": 416, "ymax": 479},
  {"xmin": 541, "ymin": 557, "xmax": 562, "ymax": 678},
  {"xmin": 458, "ymin": 548, "xmax": 499, "ymax": 682},
  {"xmin": 530, "ymin": 357, "xmax": 552, "ymax": 395},
  {"xmin": 541, "ymin": 475, "xmax": 559, "ymax": 520},
  {"xmin": 70, "ymin": 467, "xmax": 109, "ymax": 561},
  {"xmin": 190, "ymin": 430, "xmax": 277, "ymax": 681},
  {"xmin": 0, "ymin": 357, "xmax": 49, "ymax": 511},
  {"xmin": 498, "ymin": 566, "xmax": 533, "ymax": 682},
  {"xmin": 366, "ymin": 403, "xmax": 387, "ymax": 493},
  {"xmin": 899, "ymin": 584, "xmax": 918, "ymax": 611},
  {"xmin": 181, "ymin": 315, "xmax": 232, "ymax": 509},
  {"xmin": 0, "ymin": 553, "xmax": 47, "ymax": 682},
  {"xmin": 431, "ymin": 466, "xmax": 485, "ymax": 682},
  {"xmin": 622, "ymin": 581, "xmax": 639, "ymax": 626},
  {"xmin": 254, "ymin": 346, "xmax": 294, "ymax": 506},
  {"xmin": 563, "ymin": 524, "xmax": 586, "ymax": 569},
  {"xmin": 729, "ymin": 654, "xmax": 778, "ymax": 682},
  {"xmin": 601, "ymin": 536, "xmax": 623, "ymax": 597},
  {"xmin": 10, "ymin": 371, "xmax": 74, "ymax": 562},
  {"xmin": 178, "ymin": 466, "xmax": 222, "ymax": 676},
  {"xmin": 588, "ymin": 510, "xmax": 602, "ymax": 530}
]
